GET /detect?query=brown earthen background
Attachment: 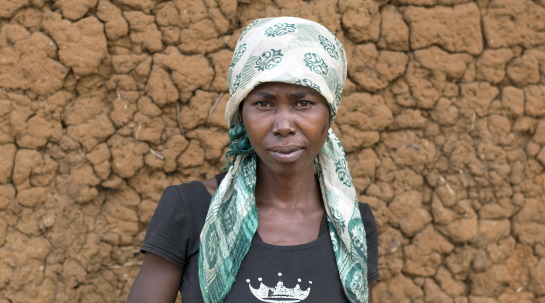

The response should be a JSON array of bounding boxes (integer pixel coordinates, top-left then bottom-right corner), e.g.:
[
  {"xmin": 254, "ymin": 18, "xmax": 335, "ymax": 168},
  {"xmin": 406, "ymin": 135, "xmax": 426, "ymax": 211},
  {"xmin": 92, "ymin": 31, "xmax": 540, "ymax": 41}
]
[{"xmin": 1, "ymin": 0, "xmax": 545, "ymax": 302}]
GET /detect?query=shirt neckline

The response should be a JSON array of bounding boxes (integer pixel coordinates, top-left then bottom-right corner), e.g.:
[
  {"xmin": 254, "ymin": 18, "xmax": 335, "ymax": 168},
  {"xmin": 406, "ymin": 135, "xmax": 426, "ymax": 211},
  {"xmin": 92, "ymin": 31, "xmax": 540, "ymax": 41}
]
[
  {"xmin": 252, "ymin": 214, "xmax": 329, "ymax": 250},
  {"xmin": 198, "ymin": 174, "xmax": 330, "ymax": 250}
]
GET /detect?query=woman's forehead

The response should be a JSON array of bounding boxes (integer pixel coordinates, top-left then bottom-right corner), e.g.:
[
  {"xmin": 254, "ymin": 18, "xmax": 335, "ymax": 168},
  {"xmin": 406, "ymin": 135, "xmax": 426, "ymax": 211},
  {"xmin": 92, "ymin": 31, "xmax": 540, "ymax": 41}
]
[{"xmin": 248, "ymin": 82, "xmax": 325, "ymax": 98}]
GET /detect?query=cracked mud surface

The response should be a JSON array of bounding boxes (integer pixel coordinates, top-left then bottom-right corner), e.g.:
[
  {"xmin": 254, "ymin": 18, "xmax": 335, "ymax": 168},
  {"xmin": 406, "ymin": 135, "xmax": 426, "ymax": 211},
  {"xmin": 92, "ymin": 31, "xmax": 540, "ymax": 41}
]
[{"xmin": 1, "ymin": 0, "xmax": 545, "ymax": 302}]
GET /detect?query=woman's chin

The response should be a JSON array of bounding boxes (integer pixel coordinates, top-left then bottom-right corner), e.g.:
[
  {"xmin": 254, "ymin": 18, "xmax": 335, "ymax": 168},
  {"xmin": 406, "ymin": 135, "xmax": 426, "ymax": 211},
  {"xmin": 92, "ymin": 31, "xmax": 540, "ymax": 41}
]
[{"xmin": 257, "ymin": 156, "xmax": 315, "ymax": 177}]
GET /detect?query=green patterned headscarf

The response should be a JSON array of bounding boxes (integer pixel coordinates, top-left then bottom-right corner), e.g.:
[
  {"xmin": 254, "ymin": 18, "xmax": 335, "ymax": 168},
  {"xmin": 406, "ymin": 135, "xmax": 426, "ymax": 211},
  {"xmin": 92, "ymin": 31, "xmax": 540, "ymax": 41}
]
[{"xmin": 199, "ymin": 17, "xmax": 369, "ymax": 303}]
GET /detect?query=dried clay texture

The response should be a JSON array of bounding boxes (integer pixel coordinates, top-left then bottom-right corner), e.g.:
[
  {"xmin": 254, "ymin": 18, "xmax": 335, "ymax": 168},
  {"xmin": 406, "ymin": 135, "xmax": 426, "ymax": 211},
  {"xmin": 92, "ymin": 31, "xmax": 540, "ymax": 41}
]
[{"xmin": 0, "ymin": 0, "xmax": 545, "ymax": 302}]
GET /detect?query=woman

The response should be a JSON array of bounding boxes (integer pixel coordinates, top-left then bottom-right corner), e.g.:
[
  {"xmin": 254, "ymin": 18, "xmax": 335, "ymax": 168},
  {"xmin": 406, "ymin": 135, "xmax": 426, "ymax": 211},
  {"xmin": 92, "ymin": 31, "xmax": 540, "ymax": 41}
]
[{"xmin": 127, "ymin": 17, "xmax": 379, "ymax": 303}]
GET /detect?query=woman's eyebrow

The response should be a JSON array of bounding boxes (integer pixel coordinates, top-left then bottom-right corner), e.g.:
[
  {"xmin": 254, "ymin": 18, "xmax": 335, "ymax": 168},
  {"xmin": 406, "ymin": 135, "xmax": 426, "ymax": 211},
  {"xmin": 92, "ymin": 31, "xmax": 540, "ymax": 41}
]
[
  {"xmin": 291, "ymin": 90, "xmax": 323, "ymax": 99},
  {"xmin": 248, "ymin": 90, "xmax": 319, "ymax": 100},
  {"xmin": 248, "ymin": 91, "xmax": 276, "ymax": 99},
  {"xmin": 290, "ymin": 92, "xmax": 307, "ymax": 99}
]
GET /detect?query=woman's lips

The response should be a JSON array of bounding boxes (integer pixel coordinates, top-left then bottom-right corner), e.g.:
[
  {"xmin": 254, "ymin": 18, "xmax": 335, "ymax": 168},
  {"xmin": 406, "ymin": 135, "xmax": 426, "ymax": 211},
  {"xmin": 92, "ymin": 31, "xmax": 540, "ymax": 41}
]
[{"xmin": 267, "ymin": 146, "xmax": 305, "ymax": 162}]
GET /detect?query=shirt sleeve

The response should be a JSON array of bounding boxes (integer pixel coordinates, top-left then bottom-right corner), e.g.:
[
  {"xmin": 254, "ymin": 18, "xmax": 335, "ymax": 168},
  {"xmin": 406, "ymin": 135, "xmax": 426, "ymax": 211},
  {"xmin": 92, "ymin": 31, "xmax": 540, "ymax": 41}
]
[
  {"xmin": 141, "ymin": 185, "xmax": 189, "ymax": 268},
  {"xmin": 359, "ymin": 203, "xmax": 380, "ymax": 283}
]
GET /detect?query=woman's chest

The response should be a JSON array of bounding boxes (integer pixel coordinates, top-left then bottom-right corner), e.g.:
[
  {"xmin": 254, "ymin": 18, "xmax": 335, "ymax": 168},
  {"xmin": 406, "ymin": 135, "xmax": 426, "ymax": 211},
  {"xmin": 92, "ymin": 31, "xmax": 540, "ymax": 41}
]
[
  {"xmin": 181, "ymin": 233, "xmax": 349, "ymax": 303},
  {"xmin": 256, "ymin": 212, "xmax": 325, "ymax": 246},
  {"xmin": 222, "ymin": 235, "xmax": 349, "ymax": 303}
]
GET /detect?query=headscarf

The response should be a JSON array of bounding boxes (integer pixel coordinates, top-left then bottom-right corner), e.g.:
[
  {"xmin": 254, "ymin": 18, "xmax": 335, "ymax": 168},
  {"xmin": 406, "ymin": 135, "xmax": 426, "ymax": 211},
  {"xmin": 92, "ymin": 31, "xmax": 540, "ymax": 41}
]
[{"xmin": 198, "ymin": 17, "xmax": 369, "ymax": 303}]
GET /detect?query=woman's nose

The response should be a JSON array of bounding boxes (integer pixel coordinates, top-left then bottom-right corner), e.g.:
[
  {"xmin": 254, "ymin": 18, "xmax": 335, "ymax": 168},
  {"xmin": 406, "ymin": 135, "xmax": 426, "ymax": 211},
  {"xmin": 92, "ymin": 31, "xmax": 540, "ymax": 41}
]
[{"xmin": 272, "ymin": 110, "xmax": 296, "ymax": 137}]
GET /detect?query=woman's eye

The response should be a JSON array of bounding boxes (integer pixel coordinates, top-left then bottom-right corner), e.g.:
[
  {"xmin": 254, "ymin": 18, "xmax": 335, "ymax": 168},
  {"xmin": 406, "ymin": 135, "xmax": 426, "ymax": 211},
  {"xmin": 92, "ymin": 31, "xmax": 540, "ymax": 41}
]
[
  {"xmin": 254, "ymin": 101, "xmax": 270, "ymax": 108},
  {"xmin": 295, "ymin": 101, "xmax": 313, "ymax": 107}
]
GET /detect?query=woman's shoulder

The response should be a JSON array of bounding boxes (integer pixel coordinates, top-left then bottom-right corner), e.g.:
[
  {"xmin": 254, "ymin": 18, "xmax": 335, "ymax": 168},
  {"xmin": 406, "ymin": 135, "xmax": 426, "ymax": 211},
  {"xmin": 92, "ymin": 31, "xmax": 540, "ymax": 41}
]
[
  {"xmin": 166, "ymin": 171, "xmax": 226, "ymax": 203},
  {"xmin": 200, "ymin": 177, "xmax": 218, "ymax": 197},
  {"xmin": 356, "ymin": 202, "xmax": 377, "ymax": 232},
  {"xmin": 199, "ymin": 171, "xmax": 227, "ymax": 197},
  {"xmin": 357, "ymin": 202, "xmax": 372, "ymax": 216}
]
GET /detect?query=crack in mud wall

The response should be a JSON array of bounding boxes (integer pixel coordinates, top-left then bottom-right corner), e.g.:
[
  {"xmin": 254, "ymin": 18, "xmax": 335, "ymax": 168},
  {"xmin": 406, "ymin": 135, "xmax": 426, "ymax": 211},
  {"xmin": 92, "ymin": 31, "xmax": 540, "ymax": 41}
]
[{"xmin": 0, "ymin": 0, "xmax": 545, "ymax": 302}]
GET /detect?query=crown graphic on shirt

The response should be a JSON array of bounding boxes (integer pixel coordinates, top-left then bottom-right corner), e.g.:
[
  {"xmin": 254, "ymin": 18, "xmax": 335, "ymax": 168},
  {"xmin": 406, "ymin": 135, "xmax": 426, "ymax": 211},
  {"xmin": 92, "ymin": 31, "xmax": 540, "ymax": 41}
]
[{"xmin": 246, "ymin": 273, "xmax": 312, "ymax": 303}]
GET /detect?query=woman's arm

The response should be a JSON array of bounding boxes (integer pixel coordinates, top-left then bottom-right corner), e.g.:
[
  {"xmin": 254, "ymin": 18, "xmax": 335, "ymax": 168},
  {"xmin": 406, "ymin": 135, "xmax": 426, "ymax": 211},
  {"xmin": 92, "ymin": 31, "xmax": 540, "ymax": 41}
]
[
  {"xmin": 369, "ymin": 281, "xmax": 375, "ymax": 303},
  {"xmin": 127, "ymin": 252, "xmax": 183, "ymax": 303}
]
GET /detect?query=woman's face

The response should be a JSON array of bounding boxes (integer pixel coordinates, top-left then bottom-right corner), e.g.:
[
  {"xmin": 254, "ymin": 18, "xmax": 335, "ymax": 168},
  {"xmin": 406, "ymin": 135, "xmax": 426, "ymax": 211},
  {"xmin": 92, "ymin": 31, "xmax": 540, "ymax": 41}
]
[{"xmin": 241, "ymin": 82, "xmax": 330, "ymax": 176}]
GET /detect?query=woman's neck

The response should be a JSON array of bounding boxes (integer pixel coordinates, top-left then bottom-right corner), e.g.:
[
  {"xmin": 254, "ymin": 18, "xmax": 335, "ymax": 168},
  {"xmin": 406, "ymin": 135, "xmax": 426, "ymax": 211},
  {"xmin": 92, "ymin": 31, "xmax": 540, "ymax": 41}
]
[
  {"xmin": 254, "ymin": 161, "xmax": 323, "ymax": 211},
  {"xmin": 253, "ymin": 160, "xmax": 325, "ymax": 245}
]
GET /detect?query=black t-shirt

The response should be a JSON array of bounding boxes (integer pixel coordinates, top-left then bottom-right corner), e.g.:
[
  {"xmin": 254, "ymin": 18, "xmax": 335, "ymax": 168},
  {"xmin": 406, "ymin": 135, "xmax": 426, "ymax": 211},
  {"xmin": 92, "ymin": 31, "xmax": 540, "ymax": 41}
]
[{"xmin": 141, "ymin": 173, "xmax": 380, "ymax": 302}]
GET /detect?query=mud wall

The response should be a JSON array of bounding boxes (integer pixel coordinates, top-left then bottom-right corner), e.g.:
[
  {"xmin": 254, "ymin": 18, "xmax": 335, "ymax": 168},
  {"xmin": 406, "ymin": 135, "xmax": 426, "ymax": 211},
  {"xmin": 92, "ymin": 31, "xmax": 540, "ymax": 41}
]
[{"xmin": 1, "ymin": 0, "xmax": 545, "ymax": 302}]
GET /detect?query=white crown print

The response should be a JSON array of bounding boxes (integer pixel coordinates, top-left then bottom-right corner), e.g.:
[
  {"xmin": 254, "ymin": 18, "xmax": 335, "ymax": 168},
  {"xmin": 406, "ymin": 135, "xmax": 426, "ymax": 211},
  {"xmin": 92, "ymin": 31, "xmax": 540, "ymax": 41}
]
[{"xmin": 246, "ymin": 273, "xmax": 312, "ymax": 303}]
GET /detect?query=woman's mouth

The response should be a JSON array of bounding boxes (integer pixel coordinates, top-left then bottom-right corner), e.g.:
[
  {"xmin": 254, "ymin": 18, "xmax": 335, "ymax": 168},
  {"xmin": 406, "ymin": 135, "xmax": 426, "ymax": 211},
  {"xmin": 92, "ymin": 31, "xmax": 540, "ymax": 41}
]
[{"xmin": 267, "ymin": 147, "xmax": 305, "ymax": 162}]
